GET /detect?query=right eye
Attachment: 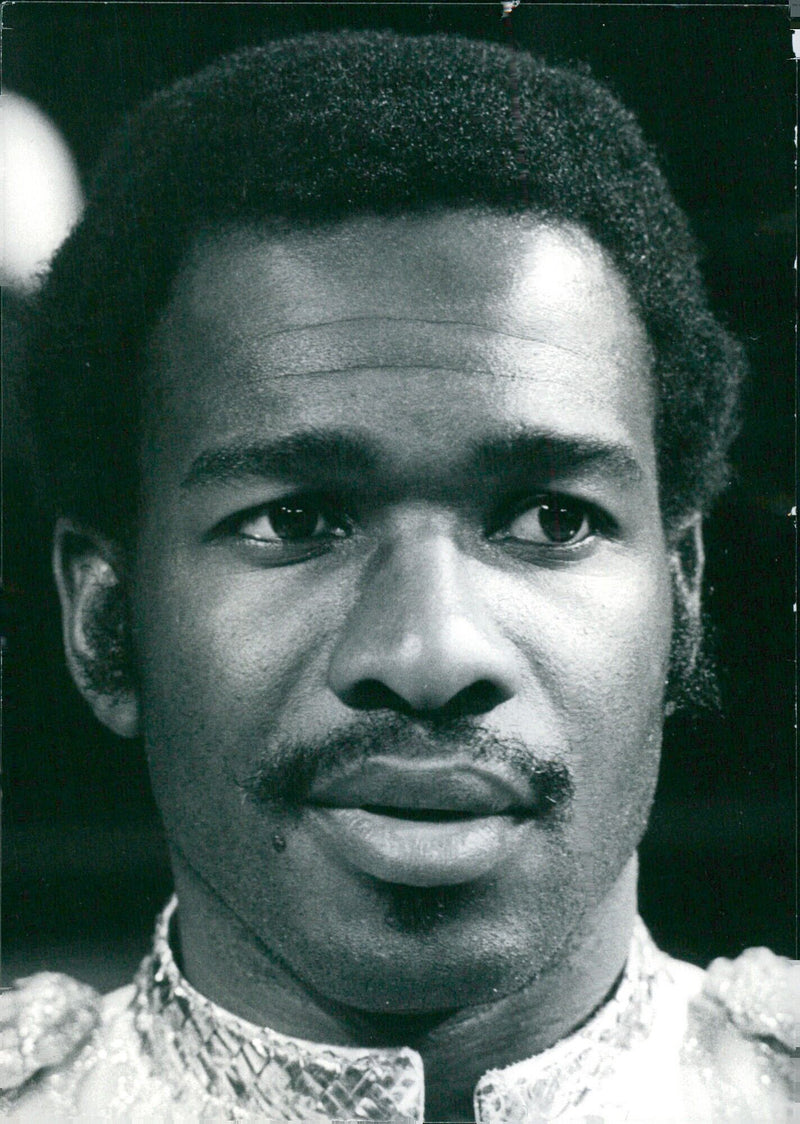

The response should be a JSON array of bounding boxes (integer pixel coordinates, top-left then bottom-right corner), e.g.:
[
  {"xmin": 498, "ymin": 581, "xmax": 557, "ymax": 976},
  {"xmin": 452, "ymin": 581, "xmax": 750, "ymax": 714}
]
[
  {"xmin": 208, "ymin": 493, "xmax": 354, "ymax": 564},
  {"xmin": 500, "ymin": 497, "xmax": 595, "ymax": 546},
  {"xmin": 238, "ymin": 498, "xmax": 350, "ymax": 543}
]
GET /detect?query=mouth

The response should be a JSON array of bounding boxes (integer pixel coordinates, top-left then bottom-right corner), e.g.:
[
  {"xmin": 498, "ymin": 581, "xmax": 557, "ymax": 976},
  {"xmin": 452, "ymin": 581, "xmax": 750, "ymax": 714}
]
[
  {"xmin": 308, "ymin": 756, "xmax": 536, "ymax": 813},
  {"xmin": 304, "ymin": 758, "xmax": 539, "ymax": 887},
  {"xmin": 359, "ymin": 804, "xmax": 495, "ymax": 821}
]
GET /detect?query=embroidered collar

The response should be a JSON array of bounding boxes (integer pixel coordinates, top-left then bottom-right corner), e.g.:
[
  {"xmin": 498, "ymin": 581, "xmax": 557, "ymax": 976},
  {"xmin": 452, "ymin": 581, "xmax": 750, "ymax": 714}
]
[
  {"xmin": 132, "ymin": 897, "xmax": 662, "ymax": 1122},
  {"xmin": 133, "ymin": 898, "xmax": 424, "ymax": 1121}
]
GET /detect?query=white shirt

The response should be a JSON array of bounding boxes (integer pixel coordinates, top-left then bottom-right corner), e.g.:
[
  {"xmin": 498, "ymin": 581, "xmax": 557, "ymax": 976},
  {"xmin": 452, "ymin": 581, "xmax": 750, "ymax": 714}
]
[{"xmin": 0, "ymin": 898, "xmax": 793, "ymax": 1122}]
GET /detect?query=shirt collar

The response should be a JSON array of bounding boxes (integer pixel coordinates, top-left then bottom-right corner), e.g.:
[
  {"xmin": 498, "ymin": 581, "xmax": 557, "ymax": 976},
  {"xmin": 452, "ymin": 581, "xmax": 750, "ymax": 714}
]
[
  {"xmin": 132, "ymin": 896, "xmax": 662, "ymax": 1122},
  {"xmin": 133, "ymin": 897, "xmax": 424, "ymax": 1121}
]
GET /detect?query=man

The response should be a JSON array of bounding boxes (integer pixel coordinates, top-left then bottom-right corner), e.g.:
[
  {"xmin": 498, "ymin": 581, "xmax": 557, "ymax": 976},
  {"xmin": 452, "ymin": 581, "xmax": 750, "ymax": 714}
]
[{"xmin": 1, "ymin": 30, "xmax": 792, "ymax": 1122}]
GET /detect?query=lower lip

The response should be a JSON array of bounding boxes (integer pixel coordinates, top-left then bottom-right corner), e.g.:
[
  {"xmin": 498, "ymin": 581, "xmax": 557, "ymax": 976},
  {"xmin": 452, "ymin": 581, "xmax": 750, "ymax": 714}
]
[{"xmin": 306, "ymin": 806, "xmax": 527, "ymax": 887}]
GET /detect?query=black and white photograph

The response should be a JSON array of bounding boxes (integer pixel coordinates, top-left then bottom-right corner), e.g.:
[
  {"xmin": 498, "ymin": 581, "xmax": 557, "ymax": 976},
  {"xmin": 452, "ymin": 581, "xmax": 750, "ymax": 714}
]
[{"xmin": 2, "ymin": 3, "xmax": 794, "ymax": 1120}]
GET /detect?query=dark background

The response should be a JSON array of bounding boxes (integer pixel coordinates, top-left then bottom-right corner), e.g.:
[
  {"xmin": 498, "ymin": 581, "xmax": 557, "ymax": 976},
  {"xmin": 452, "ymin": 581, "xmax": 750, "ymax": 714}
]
[{"xmin": 3, "ymin": 2, "xmax": 794, "ymax": 991}]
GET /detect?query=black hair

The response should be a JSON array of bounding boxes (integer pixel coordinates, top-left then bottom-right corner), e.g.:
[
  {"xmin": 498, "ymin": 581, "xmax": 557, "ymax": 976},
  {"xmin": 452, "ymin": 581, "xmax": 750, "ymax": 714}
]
[{"xmin": 25, "ymin": 30, "xmax": 744, "ymax": 538}]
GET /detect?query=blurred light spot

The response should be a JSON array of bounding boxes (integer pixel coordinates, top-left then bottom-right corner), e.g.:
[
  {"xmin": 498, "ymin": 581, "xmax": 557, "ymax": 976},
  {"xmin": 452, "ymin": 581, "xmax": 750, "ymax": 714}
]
[{"xmin": 1, "ymin": 92, "xmax": 84, "ymax": 292}]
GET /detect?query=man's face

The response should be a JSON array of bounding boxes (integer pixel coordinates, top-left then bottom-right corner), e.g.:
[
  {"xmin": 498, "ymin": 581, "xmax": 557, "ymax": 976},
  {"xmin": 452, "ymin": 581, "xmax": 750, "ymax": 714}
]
[{"xmin": 132, "ymin": 211, "xmax": 672, "ymax": 1011}]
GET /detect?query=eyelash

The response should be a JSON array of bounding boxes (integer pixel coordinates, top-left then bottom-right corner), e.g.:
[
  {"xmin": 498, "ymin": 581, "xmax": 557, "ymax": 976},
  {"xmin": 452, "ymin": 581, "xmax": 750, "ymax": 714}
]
[
  {"xmin": 487, "ymin": 493, "xmax": 612, "ymax": 546},
  {"xmin": 211, "ymin": 491, "xmax": 612, "ymax": 560},
  {"xmin": 210, "ymin": 493, "xmax": 349, "ymax": 549}
]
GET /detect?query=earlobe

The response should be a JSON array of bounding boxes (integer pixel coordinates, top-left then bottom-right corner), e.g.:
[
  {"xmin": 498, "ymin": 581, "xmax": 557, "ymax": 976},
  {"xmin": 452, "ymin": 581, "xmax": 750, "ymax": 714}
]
[{"xmin": 52, "ymin": 518, "xmax": 140, "ymax": 739}]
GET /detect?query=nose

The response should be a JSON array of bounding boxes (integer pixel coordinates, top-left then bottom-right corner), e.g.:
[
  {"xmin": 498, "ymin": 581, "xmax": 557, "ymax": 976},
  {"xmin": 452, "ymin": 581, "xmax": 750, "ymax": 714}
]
[{"xmin": 327, "ymin": 525, "xmax": 521, "ymax": 716}]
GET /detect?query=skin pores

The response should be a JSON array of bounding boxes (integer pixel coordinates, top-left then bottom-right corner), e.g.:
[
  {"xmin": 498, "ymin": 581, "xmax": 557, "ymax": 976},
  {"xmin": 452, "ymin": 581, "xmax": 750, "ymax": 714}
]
[{"xmin": 130, "ymin": 211, "xmax": 673, "ymax": 1023}]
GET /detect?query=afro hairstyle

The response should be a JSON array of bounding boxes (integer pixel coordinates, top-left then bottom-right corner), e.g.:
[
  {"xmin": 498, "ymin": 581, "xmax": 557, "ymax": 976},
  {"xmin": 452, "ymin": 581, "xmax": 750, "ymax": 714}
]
[{"xmin": 25, "ymin": 30, "xmax": 745, "ymax": 539}]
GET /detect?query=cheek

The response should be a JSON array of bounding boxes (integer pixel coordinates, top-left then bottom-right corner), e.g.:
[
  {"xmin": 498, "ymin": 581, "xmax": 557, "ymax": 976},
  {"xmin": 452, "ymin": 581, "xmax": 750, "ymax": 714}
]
[
  {"xmin": 130, "ymin": 554, "xmax": 346, "ymax": 788},
  {"xmin": 556, "ymin": 564, "xmax": 671, "ymax": 852},
  {"xmin": 493, "ymin": 560, "xmax": 671, "ymax": 898},
  {"xmin": 570, "ymin": 568, "xmax": 671, "ymax": 710},
  {"xmin": 502, "ymin": 558, "xmax": 672, "ymax": 800},
  {"xmin": 513, "ymin": 560, "xmax": 671, "ymax": 705}
]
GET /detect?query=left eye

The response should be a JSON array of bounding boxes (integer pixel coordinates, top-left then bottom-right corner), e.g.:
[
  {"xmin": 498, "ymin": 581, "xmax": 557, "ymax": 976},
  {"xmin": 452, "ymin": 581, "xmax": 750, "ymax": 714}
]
[
  {"xmin": 498, "ymin": 498, "xmax": 594, "ymax": 545},
  {"xmin": 238, "ymin": 497, "xmax": 350, "ymax": 543}
]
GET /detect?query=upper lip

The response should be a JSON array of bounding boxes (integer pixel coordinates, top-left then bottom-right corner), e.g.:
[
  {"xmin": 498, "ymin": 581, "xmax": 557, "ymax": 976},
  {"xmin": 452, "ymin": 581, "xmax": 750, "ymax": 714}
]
[{"xmin": 307, "ymin": 757, "xmax": 535, "ymax": 815}]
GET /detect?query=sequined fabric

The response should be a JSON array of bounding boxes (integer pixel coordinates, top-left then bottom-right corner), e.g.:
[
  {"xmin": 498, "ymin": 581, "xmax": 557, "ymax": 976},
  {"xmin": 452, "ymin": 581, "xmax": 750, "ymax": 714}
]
[
  {"xmin": 473, "ymin": 921, "xmax": 659, "ymax": 1122},
  {"xmin": 1, "ymin": 897, "xmax": 794, "ymax": 1122},
  {"xmin": 0, "ymin": 974, "xmax": 99, "ymax": 1091},
  {"xmin": 677, "ymin": 950, "xmax": 797, "ymax": 1123},
  {"xmin": 134, "ymin": 899, "xmax": 423, "ymax": 1122},
  {"xmin": 701, "ymin": 946, "xmax": 797, "ymax": 1046}
]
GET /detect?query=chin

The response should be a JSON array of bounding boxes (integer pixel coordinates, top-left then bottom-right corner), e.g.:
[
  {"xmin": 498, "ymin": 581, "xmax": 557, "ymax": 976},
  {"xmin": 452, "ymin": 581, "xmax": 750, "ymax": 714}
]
[{"xmin": 290, "ymin": 879, "xmax": 581, "ymax": 1014}]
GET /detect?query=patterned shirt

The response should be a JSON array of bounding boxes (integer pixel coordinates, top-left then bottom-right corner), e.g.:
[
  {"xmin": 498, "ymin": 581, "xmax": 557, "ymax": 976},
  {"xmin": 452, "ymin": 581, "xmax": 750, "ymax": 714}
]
[{"xmin": 0, "ymin": 897, "xmax": 794, "ymax": 1122}]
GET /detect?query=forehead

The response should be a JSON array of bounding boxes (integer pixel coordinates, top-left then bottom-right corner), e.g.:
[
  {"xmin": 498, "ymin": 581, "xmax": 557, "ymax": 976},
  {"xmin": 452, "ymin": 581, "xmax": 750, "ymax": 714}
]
[{"xmin": 143, "ymin": 211, "xmax": 655, "ymax": 482}]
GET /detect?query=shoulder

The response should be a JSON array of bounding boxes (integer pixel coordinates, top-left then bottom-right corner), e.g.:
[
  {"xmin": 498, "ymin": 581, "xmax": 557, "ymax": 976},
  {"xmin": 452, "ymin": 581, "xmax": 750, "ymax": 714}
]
[
  {"xmin": 665, "ymin": 943, "xmax": 796, "ymax": 1121},
  {"xmin": 589, "ymin": 924, "xmax": 796, "ymax": 1122},
  {"xmin": 644, "ymin": 926, "xmax": 795, "ymax": 1045},
  {"xmin": 0, "ymin": 972, "xmax": 103, "ymax": 1094},
  {"xmin": 0, "ymin": 972, "xmax": 143, "ymax": 1119},
  {"xmin": 696, "ymin": 945, "xmax": 796, "ymax": 1049},
  {"xmin": 688, "ymin": 946, "xmax": 795, "ymax": 1062}
]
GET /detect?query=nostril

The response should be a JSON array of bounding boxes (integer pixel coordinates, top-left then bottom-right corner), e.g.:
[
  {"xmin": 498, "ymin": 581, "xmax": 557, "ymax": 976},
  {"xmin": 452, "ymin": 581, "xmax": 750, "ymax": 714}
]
[
  {"xmin": 340, "ymin": 679, "xmax": 414, "ymax": 713},
  {"xmin": 337, "ymin": 677, "xmax": 510, "ymax": 719},
  {"xmin": 440, "ymin": 679, "xmax": 511, "ymax": 719}
]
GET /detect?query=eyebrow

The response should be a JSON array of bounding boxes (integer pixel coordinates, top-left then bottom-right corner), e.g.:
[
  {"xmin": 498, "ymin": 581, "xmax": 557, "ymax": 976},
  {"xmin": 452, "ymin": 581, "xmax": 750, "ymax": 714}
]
[
  {"xmin": 473, "ymin": 433, "xmax": 644, "ymax": 486},
  {"xmin": 181, "ymin": 429, "xmax": 376, "ymax": 490},
  {"xmin": 181, "ymin": 427, "xmax": 644, "ymax": 491}
]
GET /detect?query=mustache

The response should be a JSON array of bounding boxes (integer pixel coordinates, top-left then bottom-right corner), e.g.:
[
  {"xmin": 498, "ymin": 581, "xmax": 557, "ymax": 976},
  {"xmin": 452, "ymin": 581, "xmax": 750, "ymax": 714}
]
[{"xmin": 237, "ymin": 714, "xmax": 573, "ymax": 817}]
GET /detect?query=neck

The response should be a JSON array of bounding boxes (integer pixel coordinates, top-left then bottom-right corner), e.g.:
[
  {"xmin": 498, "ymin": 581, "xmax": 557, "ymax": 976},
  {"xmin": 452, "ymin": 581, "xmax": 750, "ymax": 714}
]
[{"xmin": 171, "ymin": 853, "xmax": 639, "ymax": 1123}]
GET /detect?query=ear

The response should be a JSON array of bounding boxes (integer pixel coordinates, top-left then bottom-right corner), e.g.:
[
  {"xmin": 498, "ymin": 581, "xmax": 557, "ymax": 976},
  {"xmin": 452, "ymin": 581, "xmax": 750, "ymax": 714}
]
[
  {"xmin": 666, "ymin": 512, "xmax": 704, "ymax": 677},
  {"xmin": 52, "ymin": 518, "xmax": 140, "ymax": 739}
]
